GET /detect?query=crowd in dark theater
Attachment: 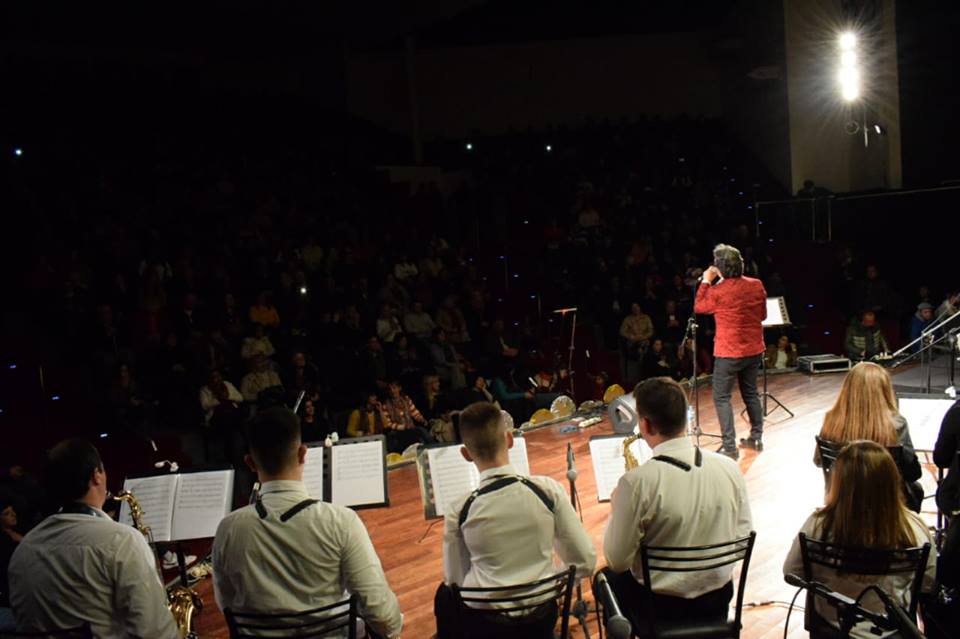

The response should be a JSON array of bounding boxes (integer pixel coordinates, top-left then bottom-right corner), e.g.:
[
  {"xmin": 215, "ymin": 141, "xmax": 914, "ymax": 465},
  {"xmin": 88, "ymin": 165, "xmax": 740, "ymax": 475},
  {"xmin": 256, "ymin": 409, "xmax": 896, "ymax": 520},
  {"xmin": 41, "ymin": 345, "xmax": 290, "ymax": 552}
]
[{"xmin": 2, "ymin": 2, "xmax": 960, "ymax": 638}]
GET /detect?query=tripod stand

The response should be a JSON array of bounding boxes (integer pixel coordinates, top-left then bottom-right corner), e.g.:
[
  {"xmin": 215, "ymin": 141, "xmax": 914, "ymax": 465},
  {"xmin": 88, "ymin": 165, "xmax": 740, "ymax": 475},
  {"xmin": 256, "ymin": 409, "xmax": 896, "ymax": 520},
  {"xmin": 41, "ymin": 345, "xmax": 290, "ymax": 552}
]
[
  {"xmin": 566, "ymin": 443, "xmax": 590, "ymax": 639},
  {"xmin": 683, "ymin": 314, "xmax": 721, "ymax": 445},
  {"xmin": 742, "ymin": 297, "xmax": 794, "ymax": 419}
]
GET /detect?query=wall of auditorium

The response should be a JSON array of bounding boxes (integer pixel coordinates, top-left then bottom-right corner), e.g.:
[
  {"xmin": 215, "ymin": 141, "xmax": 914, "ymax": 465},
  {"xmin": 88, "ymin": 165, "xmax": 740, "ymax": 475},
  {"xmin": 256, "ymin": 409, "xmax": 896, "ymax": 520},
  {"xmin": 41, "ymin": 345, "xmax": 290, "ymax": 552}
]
[{"xmin": 346, "ymin": 32, "xmax": 725, "ymax": 140}]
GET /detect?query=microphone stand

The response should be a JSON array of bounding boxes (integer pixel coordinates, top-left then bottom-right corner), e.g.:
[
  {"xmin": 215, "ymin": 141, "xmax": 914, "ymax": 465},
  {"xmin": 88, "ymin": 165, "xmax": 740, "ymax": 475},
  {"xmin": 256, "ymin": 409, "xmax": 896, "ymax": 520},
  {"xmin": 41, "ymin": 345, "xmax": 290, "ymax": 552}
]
[
  {"xmin": 785, "ymin": 574, "xmax": 923, "ymax": 639},
  {"xmin": 566, "ymin": 443, "xmax": 589, "ymax": 639},
  {"xmin": 682, "ymin": 314, "xmax": 720, "ymax": 444}
]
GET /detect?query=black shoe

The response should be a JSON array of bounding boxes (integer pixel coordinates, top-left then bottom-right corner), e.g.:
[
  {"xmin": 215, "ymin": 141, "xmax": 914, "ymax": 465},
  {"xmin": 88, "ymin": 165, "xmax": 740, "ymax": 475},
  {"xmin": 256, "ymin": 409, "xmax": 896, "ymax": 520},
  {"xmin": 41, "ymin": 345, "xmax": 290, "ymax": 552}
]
[
  {"xmin": 717, "ymin": 447, "xmax": 739, "ymax": 461},
  {"xmin": 739, "ymin": 437, "xmax": 763, "ymax": 452}
]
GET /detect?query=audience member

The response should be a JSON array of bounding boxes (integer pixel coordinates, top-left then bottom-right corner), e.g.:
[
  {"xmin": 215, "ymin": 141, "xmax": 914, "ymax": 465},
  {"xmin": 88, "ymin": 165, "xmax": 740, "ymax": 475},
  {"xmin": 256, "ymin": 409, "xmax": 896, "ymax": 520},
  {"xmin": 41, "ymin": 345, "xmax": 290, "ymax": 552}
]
[
  {"xmin": 844, "ymin": 311, "xmax": 890, "ymax": 361},
  {"xmin": 212, "ymin": 408, "xmax": 402, "ymax": 639},
  {"xmin": 436, "ymin": 295, "xmax": 470, "ymax": 344},
  {"xmin": 783, "ymin": 440, "xmax": 935, "ymax": 638},
  {"xmin": 600, "ymin": 377, "xmax": 752, "ymax": 635},
  {"xmin": 816, "ymin": 363, "xmax": 923, "ymax": 511},
  {"xmin": 764, "ymin": 335, "xmax": 798, "ymax": 370},
  {"xmin": 240, "ymin": 355, "xmax": 284, "ymax": 403},
  {"xmin": 8, "ymin": 440, "xmax": 177, "ymax": 637},
  {"xmin": 934, "ymin": 398, "xmax": 960, "ymax": 587},
  {"xmin": 347, "ymin": 392, "xmax": 385, "ymax": 438},
  {"xmin": 0, "ymin": 496, "xmax": 22, "ymax": 613},
  {"xmin": 428, "ymin": 328, "xmax": 467, "ymax": 390},
  {"xmin": 248, "ymin": 291, "xmax": 280, "ymax": 329},
  {"xmin": 380, "ymin": 381, "xmax": 432, "ymax": 453},
  {"xmin": 240, "ymin": 323, "xmax": 277, "ymax": 362},
  {"xmin": 641, "ymin": 339, "xmax": 680, "ymax": 380},
  {"xmin": 403, "ymin": 301, "xmax": 437, "ymax": 342},
  {"xmin": 376, "ymin": 304, "xmax": 404, "ymax": 345},
  {"xmin": 437, "ymin": 402, "xmax": 595, "ymax": 637},
  {"xmin": 908, "ymin": 302, "xmax": 935, "ymax": 350}
]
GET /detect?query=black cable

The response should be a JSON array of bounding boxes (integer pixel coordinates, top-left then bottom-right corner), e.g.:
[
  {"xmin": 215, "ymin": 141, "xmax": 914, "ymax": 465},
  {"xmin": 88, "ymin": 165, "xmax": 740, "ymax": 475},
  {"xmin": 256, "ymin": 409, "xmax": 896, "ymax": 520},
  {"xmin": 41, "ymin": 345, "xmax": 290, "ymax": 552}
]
[
  {"xmin": 416, "ymin": 519, "xmax": 441, "ymax": 544},
  {"xmin": 783, "ymin": 586, "xmax": 804, "ymax": 639}
]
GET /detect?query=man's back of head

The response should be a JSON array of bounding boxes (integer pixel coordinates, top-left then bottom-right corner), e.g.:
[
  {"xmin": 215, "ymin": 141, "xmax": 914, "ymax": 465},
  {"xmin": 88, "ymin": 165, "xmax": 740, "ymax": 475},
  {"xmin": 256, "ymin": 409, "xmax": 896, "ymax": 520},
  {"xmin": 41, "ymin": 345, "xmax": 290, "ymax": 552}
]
[
  {"xmin": 633, "ymin": 377, "xmax": 687, "ymax": 440},
  {"xmin": 245, "ymin": 406, "xmax": 301, "ymax": 479},
  {"xmin": 45, "ymin": 439, "xmax": 103, "ymax": 507},
  {"xmin": 459, "ymin": 402, "xmax": 507, "ymax": 464}
]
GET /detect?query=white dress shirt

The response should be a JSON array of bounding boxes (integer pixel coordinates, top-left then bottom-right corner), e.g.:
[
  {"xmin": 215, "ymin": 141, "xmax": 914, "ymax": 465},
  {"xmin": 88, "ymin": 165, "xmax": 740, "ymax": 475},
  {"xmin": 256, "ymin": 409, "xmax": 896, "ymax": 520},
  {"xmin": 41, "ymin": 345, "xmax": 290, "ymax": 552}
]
[
  {"xmin": 8, "ymin": 507, "xmax": 177, "ymax": 638},
  {"xmin": 603, "ymin": 437, "xmax": 753, "ymax": 598},
  {"xmin": 442, "ymin": 463, "xmax": 597, "ymax": 592},
  {"xmin": 782, "ymin": 511, "xmax": 936, "ymax": 638},
  {"xmin": 212, "ymin": 480, "xmax": 402, "ymax": 639}
]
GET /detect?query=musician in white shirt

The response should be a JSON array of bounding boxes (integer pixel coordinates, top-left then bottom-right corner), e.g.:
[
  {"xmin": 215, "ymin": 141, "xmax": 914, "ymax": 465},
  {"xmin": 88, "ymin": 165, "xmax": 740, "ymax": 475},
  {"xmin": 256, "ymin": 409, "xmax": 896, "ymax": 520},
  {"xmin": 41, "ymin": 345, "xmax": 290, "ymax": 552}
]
[
  {"xmin": 212, "ymin": 407, "xmax": 402, "ymax": 639},
  {"xmin": 437, "ymin": 402, "xmax": 596, "ymax": 637},
  {"xmin": 601, "ymin": 377, "xmax": 753, "ymax": 635},
  {"xmin": 8, "ymin": 439, "xmax": 177, "ymax": 638}
]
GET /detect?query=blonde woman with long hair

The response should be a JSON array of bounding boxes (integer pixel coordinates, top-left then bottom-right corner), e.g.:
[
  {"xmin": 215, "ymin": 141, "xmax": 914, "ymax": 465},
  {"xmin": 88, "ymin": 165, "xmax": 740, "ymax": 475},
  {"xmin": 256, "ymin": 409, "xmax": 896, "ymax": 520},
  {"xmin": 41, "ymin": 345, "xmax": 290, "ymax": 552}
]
[
  {"xmin": 784, "ymin": 441, "xmax": 935, "ymax": 638},
  {"xmin": 815, "ymin": 362, "xmax": 923, "ymax": 510}
]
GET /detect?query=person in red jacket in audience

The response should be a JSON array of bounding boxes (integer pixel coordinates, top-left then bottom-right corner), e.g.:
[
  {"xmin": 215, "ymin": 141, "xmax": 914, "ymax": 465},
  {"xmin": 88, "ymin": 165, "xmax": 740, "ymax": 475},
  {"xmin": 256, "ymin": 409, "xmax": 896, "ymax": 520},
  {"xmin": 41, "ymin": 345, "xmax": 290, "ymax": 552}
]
[{"xmin": 694, "ymin": 244, "xmax": 767, "ymax": 460}]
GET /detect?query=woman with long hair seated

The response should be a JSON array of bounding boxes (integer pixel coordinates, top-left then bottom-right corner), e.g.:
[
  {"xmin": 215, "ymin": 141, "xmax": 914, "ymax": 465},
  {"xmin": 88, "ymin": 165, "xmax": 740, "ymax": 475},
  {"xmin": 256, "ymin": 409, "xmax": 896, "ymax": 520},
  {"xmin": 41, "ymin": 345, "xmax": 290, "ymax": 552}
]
[
  {"xmin": 785, "ymin": 440, "xmax": 936, "ymax": 637},
  {"xmin": 815, "ymin": 362, "xmax": 923, "ymax": 511}
]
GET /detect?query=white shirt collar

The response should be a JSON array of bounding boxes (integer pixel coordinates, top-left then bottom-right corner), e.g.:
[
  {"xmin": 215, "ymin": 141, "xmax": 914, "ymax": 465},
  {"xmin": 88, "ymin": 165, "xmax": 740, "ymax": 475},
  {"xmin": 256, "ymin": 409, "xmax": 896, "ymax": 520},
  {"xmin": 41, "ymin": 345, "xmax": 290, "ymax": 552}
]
[
  {"xmin": 478, "ymin": 463, "xmax": 517, "ymax": 481},
  {"xmin": 259, "ymin": 480, "xmax": 309, "ymax": 497},
  {"xmin": 651, "ymin": 436, "xmax": 694, "ymax": 456}
]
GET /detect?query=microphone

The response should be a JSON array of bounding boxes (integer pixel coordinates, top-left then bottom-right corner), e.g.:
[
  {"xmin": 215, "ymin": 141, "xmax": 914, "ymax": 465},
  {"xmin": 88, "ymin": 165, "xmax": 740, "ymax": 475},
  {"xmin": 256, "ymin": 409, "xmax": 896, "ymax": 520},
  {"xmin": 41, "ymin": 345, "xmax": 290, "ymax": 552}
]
[
  {"xmin": 784, "ymin": 573, "xmax": 806, "ymax": 589},
  {"xmin": 871, "ymin": 586, "xmax": 925, "ymax": 639},
  {"xmin": 566, "ymin": 443, "xmax": 578, "ymax": 482},
  {"xmin": 594, "ymin": 572, "xmax": 632, "ymax": 639}
]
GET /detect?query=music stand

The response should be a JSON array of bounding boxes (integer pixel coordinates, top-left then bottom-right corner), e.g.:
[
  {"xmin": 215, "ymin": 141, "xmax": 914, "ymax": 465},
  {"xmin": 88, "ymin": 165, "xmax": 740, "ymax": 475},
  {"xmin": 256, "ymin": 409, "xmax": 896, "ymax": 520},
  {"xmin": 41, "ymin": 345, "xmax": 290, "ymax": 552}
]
[{"xmin": 751, "ymin": 296, "xmax": 794, "ymax": 419}]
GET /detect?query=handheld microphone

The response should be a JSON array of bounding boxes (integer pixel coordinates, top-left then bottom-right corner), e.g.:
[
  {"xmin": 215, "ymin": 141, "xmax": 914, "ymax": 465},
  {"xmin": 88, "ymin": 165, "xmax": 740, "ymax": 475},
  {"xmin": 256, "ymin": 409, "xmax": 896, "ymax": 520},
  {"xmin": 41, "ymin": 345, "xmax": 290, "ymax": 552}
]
[
  {"xmin": 595, "ymin": 572, "xmax": 632, "ymax": 639},
  {"xmin": 566, "ymin": 442, "xmax": 578, "ymax": 482}
]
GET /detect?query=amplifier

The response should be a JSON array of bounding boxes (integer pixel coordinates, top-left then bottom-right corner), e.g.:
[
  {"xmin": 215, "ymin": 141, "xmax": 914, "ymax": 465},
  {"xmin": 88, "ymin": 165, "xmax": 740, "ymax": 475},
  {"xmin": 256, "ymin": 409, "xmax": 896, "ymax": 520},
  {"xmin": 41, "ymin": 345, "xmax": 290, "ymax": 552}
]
[{"xmin": 798, "ymin": 354, "xmax": 851, "ymax": 375}]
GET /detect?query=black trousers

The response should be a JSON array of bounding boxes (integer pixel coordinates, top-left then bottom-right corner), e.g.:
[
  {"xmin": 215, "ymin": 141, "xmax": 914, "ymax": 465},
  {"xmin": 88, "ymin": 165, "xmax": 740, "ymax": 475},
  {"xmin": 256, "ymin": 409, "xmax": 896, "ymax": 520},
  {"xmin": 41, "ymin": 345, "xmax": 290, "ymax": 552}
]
[
  {"xmin": 712, "ymin": 354, "xmax": 764, "ymax": 451},
  {"xmin": 434, "ymin": 583, "xmax": 558, "ymax": 639},
  {"xmin": 597, "ymin": 568, "xmax": 733, "ymax": 638}
]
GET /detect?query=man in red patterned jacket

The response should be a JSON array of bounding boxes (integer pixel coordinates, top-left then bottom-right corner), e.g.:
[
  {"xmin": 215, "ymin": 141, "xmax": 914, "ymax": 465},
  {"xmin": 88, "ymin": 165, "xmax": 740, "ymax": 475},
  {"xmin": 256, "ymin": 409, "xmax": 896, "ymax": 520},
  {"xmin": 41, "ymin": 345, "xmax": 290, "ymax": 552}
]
[{"xmin": 694, "ymin": 244, "xmax": 767, "ymax": 460}]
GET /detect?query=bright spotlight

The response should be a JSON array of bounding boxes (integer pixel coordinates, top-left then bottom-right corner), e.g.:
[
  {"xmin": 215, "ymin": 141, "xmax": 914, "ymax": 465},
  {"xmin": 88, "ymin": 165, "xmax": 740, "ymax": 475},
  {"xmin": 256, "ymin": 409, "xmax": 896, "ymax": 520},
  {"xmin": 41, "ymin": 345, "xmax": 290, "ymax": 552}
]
[
  {"xmin": 839, "ymin": 67, "xmax": 860, "ymax": 101},
  {"xmin": 840, "ymin": 50, "xmax": 857, "ymax": 66},
  {"xmin": 13, "ymin": 148, "xmax": 22, "ymax": 157},
  {"xmin": 465, "ymin": 142, "xmax": 473, "ymax": 151},
  {"xmin": 545, "ymin": 144, "xmax": 552, "ymax": 152},
  {"xmin": 839, "ymin": 32, "xmax": 857, "ymax": 50}
]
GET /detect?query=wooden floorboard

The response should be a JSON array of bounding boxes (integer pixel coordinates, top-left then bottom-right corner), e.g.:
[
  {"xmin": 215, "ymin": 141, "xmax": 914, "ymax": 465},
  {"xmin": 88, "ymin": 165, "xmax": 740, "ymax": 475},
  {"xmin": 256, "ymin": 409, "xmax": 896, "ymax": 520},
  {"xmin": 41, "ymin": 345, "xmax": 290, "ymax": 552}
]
[{"xmin": 192, "ymin": 369, "xmax": 938, "ymax": 638}]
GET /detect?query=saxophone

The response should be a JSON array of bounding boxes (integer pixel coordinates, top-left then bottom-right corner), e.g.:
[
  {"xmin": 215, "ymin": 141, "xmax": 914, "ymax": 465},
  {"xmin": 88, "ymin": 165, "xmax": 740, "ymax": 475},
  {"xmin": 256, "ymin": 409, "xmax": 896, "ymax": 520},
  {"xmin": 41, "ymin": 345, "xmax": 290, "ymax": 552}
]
[
  {"xmin": 113, "ymin": 490, "xmax": 203, "ymax": 639},
  {"xmin": 622, "ymin": 434, "xmax": 641, "ymax": 471}
]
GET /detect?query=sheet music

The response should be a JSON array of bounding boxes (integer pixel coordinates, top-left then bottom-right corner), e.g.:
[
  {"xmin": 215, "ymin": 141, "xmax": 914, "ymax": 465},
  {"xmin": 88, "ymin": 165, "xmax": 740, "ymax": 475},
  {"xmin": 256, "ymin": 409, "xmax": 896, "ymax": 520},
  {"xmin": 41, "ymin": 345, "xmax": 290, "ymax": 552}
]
[
  {"xmin": 899, "ymin": 398, "xmax": 956, "ymax": 451},
  {"xmin": 119, "ymin": 474, "xmax": 178, "ymax": 542},
  {"xmin": 508, "ymin": 437, "xmax": 530, "ymax": 476},
  {"xmin": 427, "ymin": 447, "xmax": 480, "ymax": 517},
  {"xmin": 302, "ymin": 446, "xmax": 325, "ymax": 499},
  {"xmin": 171, "ymin": 470, "xmax": 234, "ymax": 541},
  {"xmin": 589, "ymin": 436, "xmax": 653, "ymax": 502},
  {"xmin": 762, "ymin": 297, "xmax": 789, "ymax": 327},
  {"xmin": 331, "ymin": 440, "xmax": 386, "ymax": 507}
]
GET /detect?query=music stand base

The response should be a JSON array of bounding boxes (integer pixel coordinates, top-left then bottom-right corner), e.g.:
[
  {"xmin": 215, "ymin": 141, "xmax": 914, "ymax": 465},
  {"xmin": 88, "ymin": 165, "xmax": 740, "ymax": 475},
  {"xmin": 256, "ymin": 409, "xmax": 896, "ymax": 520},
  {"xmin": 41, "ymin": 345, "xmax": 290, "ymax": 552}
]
[{"xmin": 740, "ymin": 392, "xmax": 794, "ymax": 419}]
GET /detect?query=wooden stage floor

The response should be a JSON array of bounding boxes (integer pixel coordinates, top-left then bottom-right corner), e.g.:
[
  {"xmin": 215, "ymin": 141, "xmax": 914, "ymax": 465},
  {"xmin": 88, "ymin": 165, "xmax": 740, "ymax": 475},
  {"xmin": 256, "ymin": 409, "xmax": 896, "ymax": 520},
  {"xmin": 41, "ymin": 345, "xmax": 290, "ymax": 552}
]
[{"xmin": 192, "ymin": 369, "xmax": 940, "ymax": 638}]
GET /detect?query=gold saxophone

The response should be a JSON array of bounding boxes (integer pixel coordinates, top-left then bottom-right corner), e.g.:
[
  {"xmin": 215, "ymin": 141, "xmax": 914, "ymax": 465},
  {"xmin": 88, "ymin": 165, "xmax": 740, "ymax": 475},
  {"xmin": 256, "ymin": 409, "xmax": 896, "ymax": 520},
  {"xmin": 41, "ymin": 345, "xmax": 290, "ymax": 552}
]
[
  {"xmin": 622, "ymin": 434, "xmax": 641, "ymax": 471},
  {"xmin": 113, "ymin": 490, "xmax": 203, "ymax": 639}
]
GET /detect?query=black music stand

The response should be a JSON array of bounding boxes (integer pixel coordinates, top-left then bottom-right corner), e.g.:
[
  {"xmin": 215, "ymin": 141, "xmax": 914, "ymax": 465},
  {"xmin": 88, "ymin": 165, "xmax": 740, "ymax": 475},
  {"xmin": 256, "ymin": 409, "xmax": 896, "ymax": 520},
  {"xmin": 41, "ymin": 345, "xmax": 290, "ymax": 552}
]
[{"xmin": 752, "ymin": 296, "xmax": 794, "ymax": 419}]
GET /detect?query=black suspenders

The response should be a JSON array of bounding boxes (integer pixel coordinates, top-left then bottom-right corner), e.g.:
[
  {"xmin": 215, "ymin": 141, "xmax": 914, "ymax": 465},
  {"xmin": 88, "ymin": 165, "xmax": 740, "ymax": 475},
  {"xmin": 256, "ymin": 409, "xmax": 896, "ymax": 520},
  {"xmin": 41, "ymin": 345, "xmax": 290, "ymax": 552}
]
[
  {"xmin": 255, "ymin": 496, "xmax": 320, "ymax": 521},
  {"xmin": 457, "ymin": 475, "xmax": 555, "ymax": 528},
  {"xmin": 652, "ymin": 447, "xmax": 703, "ymax": 472}
]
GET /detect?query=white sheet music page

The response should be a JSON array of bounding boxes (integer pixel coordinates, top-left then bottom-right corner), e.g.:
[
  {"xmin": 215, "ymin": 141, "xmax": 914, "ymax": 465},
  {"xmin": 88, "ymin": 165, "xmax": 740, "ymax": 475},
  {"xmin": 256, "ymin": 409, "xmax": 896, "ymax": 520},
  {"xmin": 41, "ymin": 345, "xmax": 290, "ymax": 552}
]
[
  {"xmin": 171, "ymin": 470, "xmax": 234, "ymax": 541},
  {"xmin": 508, "ymin": 437, "xmax": 531, "ymax": 476},
  {"xmin": 589, "ymin": 436, "xmax": 653, "ymax": 502},
  {"xmin": 119, "ymin": 474, "xmax": 178, "ymax": 542},
  {"xmin": 331, "ymin": 440, "xmax": 386, "ymax": 507},
  {"xmin": 899, "ymin": 398, "xmax": 956, "ymax": 451},
  {"xmin": 427, "ymin": 446, "xmax": 480, "ymax": 517},
  {"xmin": 302, "ymin": 446, "xmax": 325, "ymax": 499}
]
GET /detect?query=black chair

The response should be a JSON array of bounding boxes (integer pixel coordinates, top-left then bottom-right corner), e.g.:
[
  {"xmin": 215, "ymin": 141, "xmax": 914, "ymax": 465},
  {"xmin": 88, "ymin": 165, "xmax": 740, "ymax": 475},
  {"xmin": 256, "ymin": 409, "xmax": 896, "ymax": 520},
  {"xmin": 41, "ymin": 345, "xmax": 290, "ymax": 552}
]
[
  {"xmin": 449, "ymin": 566, "xmax": 576, "ymax": 639},
  {"xmin": 815, "ymin": 437, "xmax": 922, "ymax": 511},
  {"xmin": 0, "ymin": 624, "xmax": 94, "ymax": 638},
  {"xmin": 595, "ymin": 532, "xmax": 757, "ymax": 639},
  {"xmin": 225, "ymin": 594, "xmax": 358, "ymax": 639},
  {"xmin": 797, "ymin": 532, "xmax": 931, "ymax": 638}
]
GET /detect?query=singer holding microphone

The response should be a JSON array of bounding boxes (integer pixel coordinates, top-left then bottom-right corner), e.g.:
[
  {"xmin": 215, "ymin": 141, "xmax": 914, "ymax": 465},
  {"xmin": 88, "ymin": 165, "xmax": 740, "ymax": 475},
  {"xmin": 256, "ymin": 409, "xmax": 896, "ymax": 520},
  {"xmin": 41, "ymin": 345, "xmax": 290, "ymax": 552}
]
[{"xmin": 694, "ymin": 244, "xmax": 767, "ymax": 460}]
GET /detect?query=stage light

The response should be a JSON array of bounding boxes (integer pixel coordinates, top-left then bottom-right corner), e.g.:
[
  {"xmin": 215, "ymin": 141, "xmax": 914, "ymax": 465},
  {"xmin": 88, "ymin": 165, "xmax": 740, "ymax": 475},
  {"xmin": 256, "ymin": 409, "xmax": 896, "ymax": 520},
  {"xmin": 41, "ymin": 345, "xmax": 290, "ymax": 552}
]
[
  {"xmin": 51, "ymin": 395, "xmax": 60, "ymax": 401},
  {"xmin": 838, "ymin": 66, "xmax": 860, "ymax": 102},
  {"xmin": 299, "ymin": 286, "xmax": 308, "ymax": 295},
  {"xmin": 839, "ymin": 32, "xmax": 856, "ymax": 50},
  {"xmin": 100, "ymin": 432, "xmax": 109, "ymax": 439},
  {"xmin": 8, "ymin": 364, "xmax": 15, "ymax": 370},
  {"xmin": 841, "ymin": 50, "xmax": 857, "ymax": 67},
  {"xmin": 465, "ymin": 142, "xmax": 473, "ymax": 151},
  {"xmin": 545, "ymin": 144, "xmax": 552, "ymax": 152},
  {"xmin": 13, "ymin": 148, "xmax": 22, "ymax": 157}
]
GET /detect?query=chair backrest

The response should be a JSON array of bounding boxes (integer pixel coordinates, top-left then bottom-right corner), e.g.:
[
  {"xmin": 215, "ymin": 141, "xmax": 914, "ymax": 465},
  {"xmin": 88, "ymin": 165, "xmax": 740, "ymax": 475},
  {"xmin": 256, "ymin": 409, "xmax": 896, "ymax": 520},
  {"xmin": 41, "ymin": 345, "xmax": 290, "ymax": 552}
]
[
  {"xmin": 639, "ymin": 531, "xmax": 757, "ymax": 634},
  {"xmin": 816, "ymin": 437, "xmax": 907, "ymax": 493},
  {"xmin": 225, "ymin": 594, "xmax": 358, "ymax": 639},
  {"xmin": 0, "ymin": 623, "xmax": 93, "ymax": 639},
  {"xmin": 798, "ymin": 532, "xmax": 931, "ymax": 618},
  {"xmin": 453, "ymin": 565, "xmax": 577, "ymax": 639}
]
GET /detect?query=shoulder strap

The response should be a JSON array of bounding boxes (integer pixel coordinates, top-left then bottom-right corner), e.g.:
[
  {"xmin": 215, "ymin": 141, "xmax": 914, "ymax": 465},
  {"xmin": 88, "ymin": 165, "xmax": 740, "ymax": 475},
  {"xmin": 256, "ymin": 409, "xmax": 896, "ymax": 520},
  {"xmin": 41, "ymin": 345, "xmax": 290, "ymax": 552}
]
[
  {"xmin": 457, "ymin": 476, "xmax": 554, "ymax": 528},
  {"xmin": 653, "ymin": 447, "xmax": 702, "ymax": 472},
  {"xmin": 256, "ymin": 497, "xmax": 320, "ymax": 522}
]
